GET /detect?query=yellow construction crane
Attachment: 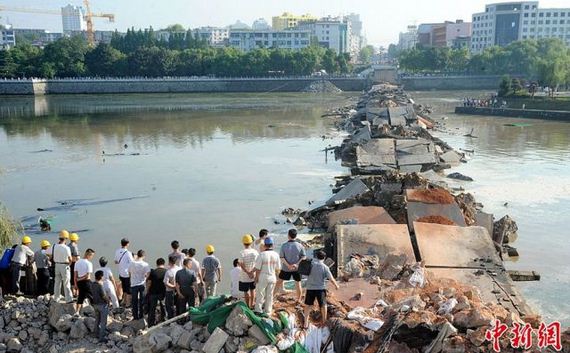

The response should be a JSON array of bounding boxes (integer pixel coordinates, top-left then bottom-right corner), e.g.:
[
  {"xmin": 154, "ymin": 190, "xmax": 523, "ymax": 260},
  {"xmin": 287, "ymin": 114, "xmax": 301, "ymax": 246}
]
[{"xmin": 0, "ymin": 1, "xmax": 115, "ymax": 46}]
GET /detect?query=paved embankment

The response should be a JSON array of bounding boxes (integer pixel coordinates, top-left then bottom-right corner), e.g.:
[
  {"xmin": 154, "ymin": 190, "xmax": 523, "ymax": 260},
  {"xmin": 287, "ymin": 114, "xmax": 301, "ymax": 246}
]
[
  {"xmin": 455, "ymin": 106, "xmax": 570, "ymax": 121},
  {"xmin": 0, "ymin": 77, "xmax": 368, "ymax": 95},
  {"xmin": 401, "ymin": 75, "xmax": 501, "ymax": 90}
]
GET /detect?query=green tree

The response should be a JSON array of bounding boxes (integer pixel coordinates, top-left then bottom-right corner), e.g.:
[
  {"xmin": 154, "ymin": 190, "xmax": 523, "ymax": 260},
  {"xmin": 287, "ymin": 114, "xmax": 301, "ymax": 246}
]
[
  {"xmin": 359, "ymin": 45, "xmax": 375, "ymax": 64},
  {"xmin": 163, "ymin": 24, "xmax": 186, "ymax": 32},
  {"xmin": 85, "ymin": 43, "xmax": 127, "ymax": 76},
  {"xmin": 0, "ymin": 50, "xmax": 17, "ymax": 78},
  {"xmin": 498, "ymin": 75, "xmax": 512, "ymax": 97},
  {"xmin": 127, "ymin": 46, "xmax": 178, "ymax": 77},
  {"xmin": 42, "ymin": 36, "xmax": 89, "ymax": 77},
  {"xmin": 321, "ymin": 49, "xmax": 339, "ymax": 74}
]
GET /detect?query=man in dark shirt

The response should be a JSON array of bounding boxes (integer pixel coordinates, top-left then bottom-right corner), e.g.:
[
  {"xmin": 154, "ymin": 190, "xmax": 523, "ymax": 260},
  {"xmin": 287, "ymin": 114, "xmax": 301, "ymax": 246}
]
[
  {"xmin": 175, "ymin": 258, "xmax": 197, "ymax": 315},
  {"xmin": 146, "ymin": 258, "xmax": 167, "ymax": 327},
  {"xmin": 91, "ymin": 270, "xmax": 110, "ymax": 343}
]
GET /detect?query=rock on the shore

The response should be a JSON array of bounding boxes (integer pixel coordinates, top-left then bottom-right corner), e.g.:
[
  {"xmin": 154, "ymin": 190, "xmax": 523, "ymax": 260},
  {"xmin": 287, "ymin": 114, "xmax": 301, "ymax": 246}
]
[
  {"xmin": 48, "ymin": 302, "xmax": 75, "ymax": 328},
  {"xmin": 202, "ymin": 327, "xmax": 229, "ymax": 353},
  {"xmin": 225, "ymin": 306, "xmax": 253, "ymax": 336},
  {"xmin": 6, "ymin": 337, "xmax": 23, "ymax": 353}
]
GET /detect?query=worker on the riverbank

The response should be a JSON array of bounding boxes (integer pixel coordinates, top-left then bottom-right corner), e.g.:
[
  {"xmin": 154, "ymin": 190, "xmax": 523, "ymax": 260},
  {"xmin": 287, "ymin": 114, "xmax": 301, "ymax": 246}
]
[
  {"xmin": 68, "ymin": 233, "xmax": 80, "ymax": 295},
  {"xmin": 35, "ymin": 240, "xmax": 51, "ymax": 295},
  {"xmin": 201, "ymin": 245, "xmax": 221, "ymax": 298},
  {"xmin": 276, "ymin": 229, "xmax": 306, "ymax": 301},
  {"xmin": 48, "ymin": 230, "xmax": 73, "ymax": 303},
  {"xmin": 175, "ymin": 258, "xmax": 198, "ymax": 314},
  {"xmin": 254, "ymin": 237, "xmax": 281, "ymax": 315},
  {"xmin": 186, "ymin": 248, "xmax": 203, "ymax": 303},
  {"xmin": 163, "ymin": 256, "xmax": 181, "ymax": 319},
  {"xmin": 91, "ymin": 270, "xmax": 110, "ymax": 343},
  {"xmin": 253, "ymin": 229, "xmax": 268, "ymax": 252},
  {"xmin": 74, "ymin": 249, "xmax": 95, "ymax": 315},
  {"xmin": 114, "ymin": 238, "xmax": 134, "ymax": 307},
  {"xmin": 146, "ymin": 258, "xmax": 167, "ymax": 327},
  {"xmin": 303, "ymin": 250, "xmax": 339, "ymax": 328},
  {"xmin": 238, "ymin": 234, "xmax": 258, "ymax": 309},
  {"xmin": 94, "ymin": 257, "xmax": 119, "ymax": 309},
  {"xmin": 129, "ymin": 249, "xmax": 150, "ymax": 321},
  {"xmin": 10, "ymin": 236, "xmax": 34, "ymax": 295}
]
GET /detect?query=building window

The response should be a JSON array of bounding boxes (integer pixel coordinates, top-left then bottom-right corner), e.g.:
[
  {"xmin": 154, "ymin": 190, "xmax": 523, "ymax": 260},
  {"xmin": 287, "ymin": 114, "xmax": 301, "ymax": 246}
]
[
  {"xmin": 524, "ymin": 13, "xmax": 529, "ymax": 17},
  {"xmin": 524, "ymin": 5, "xmax": 529, "ymax": 9},
  {"xmin": 546, "ymin": 12, "xmax": 551, "ymax": 17},
  {"xmin": 546, "ymin": 20, "xmax": 550, "ymax": 24},
  {"xmin": 531, "ymin": 13, "xmax": 536, "ymax": 17},
  {"xmin": 561, "ymin": 12, "xmax": 566, "ymax": 17},
  {"xmin": 561, "ymin": 20, "xmax": 566, "ymax": 24},
  {"xmin": 531, "ymin": 20, "xmax": 536, "ymax": 24},
  {"xmin": 553, "ymin": 20, "xmax": 558, "ymax": 24},
  {"xmin": 524, "ymin": 20, "xmax": 529, "ymax": 24},
  {"xmin": 523, "ymin": 35, "xmax": 527, "ymax": 38},
  {"xmin": 554, "ymin": 12, "xmax": 559, "ymax": 17},
  {"xmin": 523, "ymin": 28, "xmax": 528, "ymax": 32},
  {"xmin": 538, "ymin": 20, "xmax": 543, "ymax": 24},
  {"xmin": 539, "ymin": 13, "xmax": 544, "ymax": 17}
]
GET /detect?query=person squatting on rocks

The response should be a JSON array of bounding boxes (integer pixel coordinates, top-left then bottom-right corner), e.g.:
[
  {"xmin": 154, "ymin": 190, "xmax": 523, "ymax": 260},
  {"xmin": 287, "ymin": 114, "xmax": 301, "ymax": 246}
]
[
  {"xmin": 91, "ymin": 270, "xmax": 111, "ymax": 343},
  {"xmin": 47, "ymin": 230, "xmax": 73, "ymax": 303},
  {"xmin": 303, "ymin": 250, "xmax": 339, "ymax": 328},
  {"xmin": 74, "ymin": 248, "xmax": 95, "ymax": 315},
  {"xmin": 114, "ymin": 237, "xmax": 134, "ymax": 307},
  {"xmin": 129, "ymin": 249, "xmax": 150, "ymax": 320},
  {"xmin": 277, "ymin": 228, "xmax": 306, "ymax": 301},
  {"xmin": 238, "ymin": 234, "xmax": 258, "ymax": 309},
  {"xmin": 254, "ymin": 236, "xmax": 281, "ymax": 315},
  {"xmin": 201, "ymin": 245, "xmax": 222, "ymax": 298}
]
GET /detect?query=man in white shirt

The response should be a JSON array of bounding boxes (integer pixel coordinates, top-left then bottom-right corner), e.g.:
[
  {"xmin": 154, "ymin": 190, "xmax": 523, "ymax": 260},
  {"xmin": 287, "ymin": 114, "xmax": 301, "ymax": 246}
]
[
  {"xmin": 163, "ymin": 256, "xmax": 181, "ymax": 319},
  {"xmin": 94, "ymin": 257, "xmax": 119, "ymax": 309},
  {"xmin": 129, "ymin": 249, "xmax": 150, "ymax": 321},
  {"xmin": 168, "ymin": 240, "xmax": 185, "ymax": 266},
  {"xmin": 74, "ymin": 248, "xmax": 95, "ymax": 314},
  {"xmin": 230, "ymin": 259, "xmax": 242, "ymax": 299},
  {"xmin": 10, "ymin": 236, "xmax": 34, "ymax": 295},
  {"xmin": 114, "ymin": 238, "xmax": 134, "ymax": 306},
  {"xmin": 47, "ymin": 230, "xmax": 73, "ymax": 303},
  {"xmin": 187, "ymin": 248, "xmax": 204, "ymax": 303},
  {"xmin": 238, "ymin": 234, "xmax": 258, "ymax": 308},
  {"xmin": 254, "ymin": 237, "xmax": 281, "ymax": 315}
]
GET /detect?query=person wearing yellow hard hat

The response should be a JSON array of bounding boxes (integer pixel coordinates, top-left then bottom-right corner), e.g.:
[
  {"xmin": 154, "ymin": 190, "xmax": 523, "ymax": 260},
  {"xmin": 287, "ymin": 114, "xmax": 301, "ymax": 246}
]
[
  {"xmin": 9, "ymin": 236, "xmax": 34, "ymax": 295},
  {"xmin": 238, "ymin": 234, "xmax": 259, "ymax": 309},
  {"xmin": 35, "ymin": 240, "xmax": 52, "ymax": 295},
  {"xmin": 46, "ymin": 230, "xmax": 73, "ymax": 303},
  {"xmin": 201, "ymin": 245, "xmax": 222, "ymax": 298},
  {"xmin": 68, "ymin": 233, "xmax": 81, "ymax": 293}
]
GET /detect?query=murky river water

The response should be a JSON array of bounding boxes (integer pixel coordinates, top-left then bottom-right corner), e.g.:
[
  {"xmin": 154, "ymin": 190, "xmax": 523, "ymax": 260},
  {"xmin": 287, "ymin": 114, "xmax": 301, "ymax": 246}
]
[{"xmin": 1, "ymin": 91, "xmax": 569, "ymax": 325}]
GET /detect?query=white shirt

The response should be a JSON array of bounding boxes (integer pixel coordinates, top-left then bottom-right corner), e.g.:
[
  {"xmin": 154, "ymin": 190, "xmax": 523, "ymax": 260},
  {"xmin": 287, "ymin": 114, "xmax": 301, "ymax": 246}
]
[
  {"xmin": 188, "ymin": 258, "xmax": 201, "ymax": 283},
  {"xmin": 75, "ymin": 258, "xmax": 93, "ymax": 279},
  {"xmin": 12, "ymin": 244, "xmax": 34, "ymax": 265},
  {"xmin": 48, "ymin": 243, "xmax": 72, "ymax": 263},
  {"xmin": 239, "ymin": 248, "xmax": 259, "ymax": 283},
  {"xmin": 163, "ymin": 265, "xmax": 181, "ymax": 291},
  {"xmin": 95, "ymin": 267, "xmax": 114, "ymax": 281},
  {"xmin": 129, "ymin": 260, "xmax": 150, "ymax": 287},
  {"xmin": 255, "ymin": 250, "xmax": 281, "ymax": 280},
  {"xmin": 230, "ymin": 267, "xmax": 242, "ymax": 298},
  {"xmin": 114, "ymin": 248, "xmax": 134, "ymax": 278}
]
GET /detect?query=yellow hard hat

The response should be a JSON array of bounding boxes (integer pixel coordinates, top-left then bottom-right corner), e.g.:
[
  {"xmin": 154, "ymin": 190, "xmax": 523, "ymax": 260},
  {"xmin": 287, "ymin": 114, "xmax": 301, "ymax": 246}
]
[
  {"xmin": 59, "ymin": 230, "xmax": 70, "ymax": 239},
  {"xmin": 69, "ymin": 233, "xmax": 80, "ymax": 242},
  {"xmin": 242, "ymin": 234, "xmax": 254, "ymax": 245},
  {"xmin": 22, "ymin": 235, "xmax": 32, "ymax": 244},
  {"xmin": 206, "ymin": 244, "xmax": 215, "ymax": 253},
  {"xmin": 40, "ymin": 240, "xmax": 51, "ymax": 248}
]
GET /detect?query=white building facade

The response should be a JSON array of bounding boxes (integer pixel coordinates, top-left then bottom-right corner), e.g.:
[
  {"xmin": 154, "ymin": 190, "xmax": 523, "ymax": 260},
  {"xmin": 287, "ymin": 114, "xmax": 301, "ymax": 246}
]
[
  {"xmin": 1, "ymin": 26, "xmax": 16, "ymax": 49},
  {"xmin": 471, "ymin": 1, "xmax": 570, "ymax": 53},
  {"xmin": 61, "ymin": 4, "xmax": 86, "ymax": 34},
  {"xmin": 398, "ymin": 25, "xmax": 418, "ymax": 50},
  {"xmin": 228, "ymin": 29, "xmax": 311, "ymax": 51},
  {"xmin": 194, "ymin": 27, "xmax": 229, "ymax": 47},
  {"xmin": 297, "ymin": 17, "xmax": 349, "ymax": 54}
]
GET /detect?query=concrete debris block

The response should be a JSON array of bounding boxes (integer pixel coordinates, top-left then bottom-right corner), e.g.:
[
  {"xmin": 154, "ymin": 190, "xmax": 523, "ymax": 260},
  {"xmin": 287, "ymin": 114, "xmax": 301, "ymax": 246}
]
[
  {"xmin": 84, "ymin": 316, "xmax": 97, "ymax": 333},
  {"xmin": 121, "ymin": 325, "xmax": 136, "ymax": 338},
  {"xmin": 54, "ymin": 314, "xmax": 73, "ymax": 332},
  {"xmin": 183, "ymin": 321, "xmax": 193, "ymax": 331},
  {"xmin": 132, "ymin": 336, "xmax": 153, "ymax": 353},
  {"xmin": 251, "ymin": 346, "xmax": 279, "ymax": 353},
  {"xmin": 225, "ymin": 306, "xmax": 253, "ymax": 336},
  {"xmin": 394, "ymin": 295, "xmax": 427, "ymax": 312},
  {"xmin": 79, "ymin": 305, "xmax": 95, "ymax": 317},
  {"xmin": 107, "ymin": 318, "xmax": 124, "ymax": 332},
  {"xmin": 248, "ymin": 325, "xmax": 271, "ymax": 346},
  {"xmin": 326, "ymin": 178, "xmax": 370, "ymax": 206},
  {"xmin": 37, "ymin": 332, "xmax": 49, "ymax": 347},
  {"xmin": 446, "ymin": 172, "xmax": 473, "ymax": 181},
  {"xmin": 452, "ymin": 306, "xmax": 494, "ymax": 329},
  {"xmin": 126, "ymin": 318, "xmax": 147, "ymax": 332},
  {"xmin": 177, "ymin": 331, "xmax": 196, "ymax": 350},
  {"xmin": 6, "ymin": 338, "xmax": 22, "ymax": 353},
  {"xmin": 224, "ymin": 336, "xmax": 240, "ymax": 353},
  {"xmin": 189, "ymin": 340, "xmax": 204, "ymax": 351},
  {"xmin": 168, "ymin": 324, "xmax": 186, "ymax": 345},
  {"xmin": 466, "ymin": 327, "xmax": 487, "ymax": 346},
  {"xmin": 202, "ymin": 327, "xmax": 229, "ymax": 353},
  {"xmin": 48, "ymin": 302, "xmax": 75, "ymax": 328},
  {"xmin": 149, "ymin": 332, "xmax": 172, "ymax": 353},
  {"xmin": 441, "ymin": 336, "xmax": 466, "ymax": 353},
  {"xmin": 17, "ymin": 330, "xmax": 27, "ymax": 341},
  {"xmin": 378, "ymin": 253, "xmax": 409, "ymax": 280},
  {"xmin": 493, "ymin": 215, "xmax": 518, "ymax": 244},
  {"xmin": 69, "ymin": 319, "xmax": 88, "ymax": 339},
  {"xmin": 109, "ymin": 331, "xmax": 129, "ymax": 342},
  {"xmin": 439, "ymin": 150, "xmax": 463, "ymax": 164},
  {"xmin": 453, "ymin": 295, "xmax": 471, "ymax": 312}
]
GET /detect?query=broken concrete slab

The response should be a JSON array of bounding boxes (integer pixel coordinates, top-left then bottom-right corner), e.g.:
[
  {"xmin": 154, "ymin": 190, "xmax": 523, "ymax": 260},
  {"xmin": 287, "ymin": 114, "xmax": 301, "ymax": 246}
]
[
  {"xmin": 335, "ymin": 224, "xmax": 415, "ymax": 270},
  {"xmin": 353, "ymin": 126, "xmax": 371, "ymax": 145},
  {"xmin": 413, "ymin": 222, "xmax": 500, "ymax": 268},
  {"xmin": 326, "ymin": 178, "xmax": 370, "ymax": 206},
  {"xmin": 356, "ymin": 138, "xmax": 396, "ymax": 167},
  {"xmin": 475, "ymin": 211, "xmax": 494, "ymax": 239},
  {"xmin": 202, "ymin": 327, "xmax": 229, "ymax": 353},
  {"xmin": 395, "ymin": 139, "xmax": 437, "ymax": 167},
  {"xmin": 399, "ymin": 165, "xmax": 422, "ymax": 173},
  {"xmin": 327, "ymin": 206, "xmax": 396, "ymax": 231},
  {"xmin": 333, "ymin": 277, "xmax": 383, "ymax": 309},
  {"xmin": 407, "ymin": 202, "xmax": 467, "ymax": 231},
  {"xmin": 440, "ymin": 150, "xmax": 463, "ymax": 164}
]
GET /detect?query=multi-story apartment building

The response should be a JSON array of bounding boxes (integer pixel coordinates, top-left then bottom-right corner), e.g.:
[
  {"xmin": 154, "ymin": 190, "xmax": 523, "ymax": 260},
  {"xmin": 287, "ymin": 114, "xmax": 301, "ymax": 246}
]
[
  {"xmin": 272, "ymin": 12, "xmax": 317, "ymax": 31},
  {"xmin": 297, "ymin": 17, "xmax": 349, "ymax": 54},
  {"xmin": 61, "ymin": 4, "xmax": 86, "ymax": 34},
  {"xmin": 0, "ymin": 25, "xmax": 16, "ymax": 49},
  {"xmin": 417, "ymin": 20, "xmax": 472, "ymax": 47},
  {"xmin": 194, "ymin": 27, "xmax": 229, "ymax": 47},
  {"xmin": 398, "ymin": 25, "xmax": 418, "ymax": 50},
  {"xmin": 228, "ymin": 29, "xmax": 311, "ymax": 51},
  {"xmin": 471, "ymin": 1, "xmax": 570, "ymax": 53}
]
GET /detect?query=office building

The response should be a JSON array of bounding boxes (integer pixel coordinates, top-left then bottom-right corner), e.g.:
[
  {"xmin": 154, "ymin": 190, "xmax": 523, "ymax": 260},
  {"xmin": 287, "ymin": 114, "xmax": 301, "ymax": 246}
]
[
  {"xmin": 345, "ymin": 13, "xmax": 366, "ymax": 60},
  {"xmin": 417, "ymin": 20, "xmax": 471, "ymax": 47},
  {"xmin": 1, "ymin": 25, "xmax": 16, "ymax": 49},
  {"xmin": 272, "ymin": 12, "xmax": 317, "ymax": 31},
  {"xmin": 228, "ymin": 29, "xmax": 311, "ymax": 51},
  {"xmin": 297, "ymin": 17, "xmax": 349, "ymax": 54},
  {"xmin": 61, "ymin": 4, "xmax": 86, "ymax": 34},
  {"xmin": 398, "ymin": 25, "xmax": 418, "ymax": 50},
  {"xmin": 194, "ymin": 27, "xmax": 229, "ymax": 47},
  {"xmin": 10, "ymin": 28, "xmax": 63, "ymax": 47},
  {"xmin": 252, "ymin": 18, "xmax": 271, "ymax": 30},
  {"xmin": 471, "ymin": 1, "xmax": 570, "ymax": 53}
]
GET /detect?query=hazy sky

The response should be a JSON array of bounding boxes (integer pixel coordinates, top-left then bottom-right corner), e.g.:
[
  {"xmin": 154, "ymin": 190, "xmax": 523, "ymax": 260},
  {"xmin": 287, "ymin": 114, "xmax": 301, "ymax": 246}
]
[{"xmin": 1, "ymin": 0, "xmax": 569, "ymax": 46}]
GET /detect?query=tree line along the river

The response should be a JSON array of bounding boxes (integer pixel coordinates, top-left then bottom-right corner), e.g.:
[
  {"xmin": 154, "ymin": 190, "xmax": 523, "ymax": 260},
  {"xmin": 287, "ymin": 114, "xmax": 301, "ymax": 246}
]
[
  {"xmin": 0, "ymin": 28, "xmax": 352, "ymax": 78},
  {"xmin": 397, "ymin": 38, "xmax": 570, "ymax": 89}
]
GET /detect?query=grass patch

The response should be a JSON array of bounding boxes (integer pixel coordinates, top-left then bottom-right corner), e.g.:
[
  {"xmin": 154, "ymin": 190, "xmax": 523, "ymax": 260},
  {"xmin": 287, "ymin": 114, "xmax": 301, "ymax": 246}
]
[{"xmin": 0, "ymin": 204, "xmax": 21, "ymax": 250}]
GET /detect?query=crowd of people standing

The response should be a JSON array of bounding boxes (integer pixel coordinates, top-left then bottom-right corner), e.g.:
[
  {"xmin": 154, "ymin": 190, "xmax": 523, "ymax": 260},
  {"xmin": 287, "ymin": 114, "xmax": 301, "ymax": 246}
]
[{"xmin": 0, "ymin": 227, "xmax": 339, "ymax": 341}]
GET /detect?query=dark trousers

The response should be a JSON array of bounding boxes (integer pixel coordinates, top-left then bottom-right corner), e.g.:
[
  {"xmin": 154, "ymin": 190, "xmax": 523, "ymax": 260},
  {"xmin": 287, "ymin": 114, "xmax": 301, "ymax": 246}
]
[
  {"xmin": 37, "ymin": 268, "xmax": 50, "ymax": 295},
  {"xmin": 165, "ymin": 291, "xmax": 176, "ymax": 319},
  {"xmin": 9, "ymin": 263, "xmax": 22, "ymax": 294},
  {"xmin": 131, "ymin": 285, "xmax": 145, "ymax": 320},
  {"xmin": 94, "ymin": 304, "xmax": 109, "ymax": 340},
  {"xmin": 176, "ymin": 291, "xmax": 195, "ymax": 316},
  {"xmin": 147, "ymin": 293, "xmax": 165, "ymax": 327}
]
